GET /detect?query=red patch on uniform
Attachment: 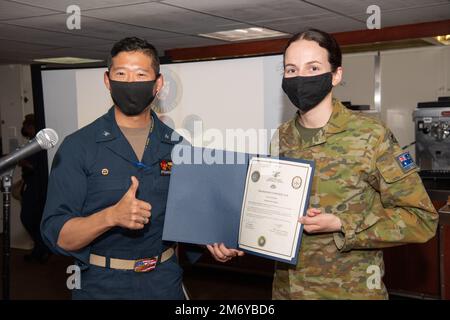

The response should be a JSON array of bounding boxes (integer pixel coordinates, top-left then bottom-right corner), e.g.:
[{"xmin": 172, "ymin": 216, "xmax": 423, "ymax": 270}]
[{"xmin": 160, "ymin": 160, "xmax": 173, "ymax": 175}]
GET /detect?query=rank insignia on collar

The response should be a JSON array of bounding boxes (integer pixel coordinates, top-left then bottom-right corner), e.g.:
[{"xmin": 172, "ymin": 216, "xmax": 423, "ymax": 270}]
[
  {"xmin": 160, "ymin": 159, "xmax": 173, "ymax": 176},
  {"xmin": 103, "ymin": 131, "xmax": 110, "ymax": 137}
]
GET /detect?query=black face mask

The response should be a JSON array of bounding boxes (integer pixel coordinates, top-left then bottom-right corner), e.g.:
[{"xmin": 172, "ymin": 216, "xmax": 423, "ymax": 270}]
[
  {"xmin": 282, "ymin": 72, "xmax": 333, "ymax": 113},
  {"xmin": 109, "ymin": 79, "xmax": 157, "ymax": 116}
]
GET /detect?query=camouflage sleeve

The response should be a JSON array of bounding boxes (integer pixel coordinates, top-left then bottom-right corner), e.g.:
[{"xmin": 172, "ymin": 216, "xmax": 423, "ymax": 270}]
[
  {"xmin": 269, "ymin": 128, "xmax": 280, "ymax": 157},
  {"xmin": 333, "ymin": 128, "xmax": 439, "ymax": 252}
]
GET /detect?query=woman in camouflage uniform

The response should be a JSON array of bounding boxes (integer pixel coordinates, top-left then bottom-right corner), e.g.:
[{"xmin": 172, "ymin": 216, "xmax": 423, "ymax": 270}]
[
  {"xmin": 272, "ymin": 29, "xmax": 438, "ymax": 299},
  {"xmin": 208, "ymin": 29, "xmax": 438, "ymax": 300}
]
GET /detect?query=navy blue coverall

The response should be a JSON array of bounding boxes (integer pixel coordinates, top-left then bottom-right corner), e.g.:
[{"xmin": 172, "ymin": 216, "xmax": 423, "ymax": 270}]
[{"xmin": 41, "ymin": 107, "xmax": 187, "ymax": 299}]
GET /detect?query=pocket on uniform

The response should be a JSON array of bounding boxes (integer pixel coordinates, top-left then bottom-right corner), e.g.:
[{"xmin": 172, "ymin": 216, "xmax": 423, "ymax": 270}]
[
  {"xmin": 87, "ymin": 176, "xmax": 129, "ymax": 194},
  {"xmin": 154, "ymin": 175, "xmax": 171, "ymax": 193}
]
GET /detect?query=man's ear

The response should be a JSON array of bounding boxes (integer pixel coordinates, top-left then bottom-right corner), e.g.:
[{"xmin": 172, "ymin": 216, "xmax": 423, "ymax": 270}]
[
  {"xmin": 104, "ymin": 71, "xmax": 111, "ymax": 91},
  {"xmin": 154, "ymin": 74, "xmax": 164, "ymax": 96},
  {"xmin": 332, "ymin": 66, "xmax": 343, "ymax": 87}
]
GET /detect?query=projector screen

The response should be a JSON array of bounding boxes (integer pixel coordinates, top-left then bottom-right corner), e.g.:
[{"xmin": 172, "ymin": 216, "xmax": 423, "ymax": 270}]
[{"xmin": 41, "ymin": 52, "xmax": 376, "ymax": 168}]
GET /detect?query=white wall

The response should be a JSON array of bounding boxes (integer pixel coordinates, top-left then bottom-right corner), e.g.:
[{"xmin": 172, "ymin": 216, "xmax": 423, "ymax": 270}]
[
  {"xmin": 380, "ymin": 46, "xmax": 450, "ymax": 159},
  {"xmin": 75, "ymin": 68, "xmax": 112, "ymax": 129},
  {"xmin": 263, "ymin": 55, "xmax": 296, "ymax": 132},
  {"xmin": 0, "ymin": 64, "xmax": 35, "ymax": 250},
  {"xmin": 42, "ymin": 46, "xmax": 450, "ymax": 167},
  {"xmin": 43, "ymin": 53, "xmax": 379, "ymax": 158},
  {"xmin": 42, "ymin": 69, "xmax": 80, "ymax": 165},
  {"xmin": 334, "ymin": 52, "xmax": 377, "ymax": 110},
  {"xmin": 44, "ymin": 56, "xmax": 280, "ymax": 161}
]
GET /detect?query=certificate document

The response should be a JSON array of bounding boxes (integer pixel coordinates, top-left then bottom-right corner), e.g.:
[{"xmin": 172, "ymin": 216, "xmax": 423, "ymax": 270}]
[{"xmin": 238, "ymin": 157, "xmax": 314, "ymax": 264}]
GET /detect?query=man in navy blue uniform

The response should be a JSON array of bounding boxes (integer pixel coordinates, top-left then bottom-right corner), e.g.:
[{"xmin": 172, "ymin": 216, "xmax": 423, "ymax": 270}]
[{"xmin": 41, "ymin": 37, "xmax": 187, "ymax": 299}]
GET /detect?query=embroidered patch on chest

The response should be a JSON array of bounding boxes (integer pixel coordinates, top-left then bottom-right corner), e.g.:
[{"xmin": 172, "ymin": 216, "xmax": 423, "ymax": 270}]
[{"xmin": 160, "ymin": 159, "xmax": 173, "ymax": 176}]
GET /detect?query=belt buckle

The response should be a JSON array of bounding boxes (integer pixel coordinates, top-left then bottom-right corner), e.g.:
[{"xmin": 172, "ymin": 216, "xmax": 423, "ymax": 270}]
[{"xmin": 134, "ymin": 257, "xmax": 157, "ymax": 273}]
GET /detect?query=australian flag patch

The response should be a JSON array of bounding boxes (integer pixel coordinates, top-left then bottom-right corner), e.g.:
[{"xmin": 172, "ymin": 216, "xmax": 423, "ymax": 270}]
[{"xmin": 396, "ymin": 151, "xmax": 416, "ymax": 172}]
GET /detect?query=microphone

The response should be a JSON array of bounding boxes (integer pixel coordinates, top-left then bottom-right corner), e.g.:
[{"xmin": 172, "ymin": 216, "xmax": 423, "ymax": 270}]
[{"xmin": 0, "ymin": 128, "xmax": 59, "ymax": 174}]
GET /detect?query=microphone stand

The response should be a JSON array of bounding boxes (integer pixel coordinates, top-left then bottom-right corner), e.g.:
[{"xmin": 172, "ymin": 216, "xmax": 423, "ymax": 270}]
[{"xmin": 1, "ymin": 168, "xmax": 14, "ymax": 300}]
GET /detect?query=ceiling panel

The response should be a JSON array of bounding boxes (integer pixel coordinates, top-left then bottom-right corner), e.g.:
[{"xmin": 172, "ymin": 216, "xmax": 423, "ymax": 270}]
[
  {"xmin": 161, "ymin": 0, "xmax": 332, "ymax": 25},
  {"xmin": 0, "ymin": 0, "xmax": 448, "ymax": 64},
  {"xmin": 0, "ymin": 51, "xmax": 50, "ymax": 63},
  {"xmin": 75, "ymin": 36, "xmax": 229, "ymax": 56},
  {"xmin": 6, "ymin": 0, "xmax": 160, "ymax": 11},
  {"xmin": 0, "ymin": 38, "xmax": 63, "ymax": 52},
  {"xmin": 262, "ymin": 14, "xmax": 366, "ymax": 34},
  {"xmin": 151, "ymin": 35, "xmax": 227, "ymax": 49},
  {"xmin": 355, "ymin": 3, "xmax": 450, "ymax": 27},
  {"xmin": 84, "ymin": 2, "xmax": 250, "ymax": 35},
  {"xmin": 0, "ymin": 52, "xmax": 34, "ymax": 64},
  {"xmin": 0, "ymin": 46, "xmax": 107, "ymax": 62},
  {"xmin": 33, "ymin": 47, "xmax": 108, "ymax": 59},
  {"xmin": 4, "ymin": 14, "xmax": 183, "ymax": 41},
  {"xmin": 0, "ymin": 0, "xmax": 57, "ymax": 20},
  {"xmin": 0, "ymin": 23, "xmax": 113, "ymax": 47},
  {"xmin": 308, "ymin": 0, "xmax": 450, "ymax": 16},
  {"xmin": 0, "ymin": 56, "xmax": 31, "ymax": 63},
  {"xmin": 75, "ymin": 43, "xmax": 118, "ymax": 51}
]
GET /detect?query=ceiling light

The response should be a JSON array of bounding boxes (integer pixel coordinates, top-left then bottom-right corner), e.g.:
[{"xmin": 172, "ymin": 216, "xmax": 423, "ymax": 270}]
[
  {"xmin": 199, "ymin": 27, "xmax": 289, "ymax": 42},
  {"xmin": 435, "ymin": 35, "xmax": 450, "ymax": 45},
  {"xmin": 33, "ymin": 57, "xmax": 103, "ymax": 64}
]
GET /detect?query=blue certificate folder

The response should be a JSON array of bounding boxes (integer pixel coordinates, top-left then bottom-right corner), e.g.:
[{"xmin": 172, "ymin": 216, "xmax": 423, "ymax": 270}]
[{"xmin": 162, "ymin": 147, "xmax": 315, "ymax": 265}]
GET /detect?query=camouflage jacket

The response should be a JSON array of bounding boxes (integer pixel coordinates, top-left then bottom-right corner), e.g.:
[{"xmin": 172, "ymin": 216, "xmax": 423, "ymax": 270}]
[{"xmin": 270, "ymin": 99, "xmax": 438, "ymax": 300}]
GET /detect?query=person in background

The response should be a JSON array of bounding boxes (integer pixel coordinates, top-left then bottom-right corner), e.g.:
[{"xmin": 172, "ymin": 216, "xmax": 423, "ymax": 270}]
[{"xmin": 19, "ymin": 114, "xmax": 50, "ymax": 263}]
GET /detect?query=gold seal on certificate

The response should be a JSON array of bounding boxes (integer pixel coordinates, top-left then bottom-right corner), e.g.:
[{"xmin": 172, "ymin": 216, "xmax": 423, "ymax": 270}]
[
  {"xmin": 238, "ymin": 157, "xmax": 314, "ymax": 263},
  {"xmin": 292, "ymin": 176, "xmax": 302, "ymax": 189},
  {"xmin": 258, "ymin": 236, "xmax": 266, "ymax": 247},
  {"xmin": 251, "ymin": 171, "xmax": 260, "ymax": 183}
]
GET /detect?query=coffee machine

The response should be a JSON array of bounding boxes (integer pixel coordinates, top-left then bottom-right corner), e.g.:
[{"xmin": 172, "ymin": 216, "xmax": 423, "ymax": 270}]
[{"xmin": 413, "ymin": 97, "xmax": 450, "ymax": 188}]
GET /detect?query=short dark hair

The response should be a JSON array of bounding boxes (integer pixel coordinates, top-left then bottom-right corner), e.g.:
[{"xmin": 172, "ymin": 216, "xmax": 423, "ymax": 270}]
[
  {"xmin": 284, "ymin": 28, "xmax": 342, "ymax": 72},
  {"xmin": 108, "ymin": 37, "xmax": 160, "ymax": 75}
]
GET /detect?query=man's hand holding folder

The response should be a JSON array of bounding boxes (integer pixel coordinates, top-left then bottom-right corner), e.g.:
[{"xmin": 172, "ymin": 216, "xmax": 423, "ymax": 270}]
[{"xmin": 206, "ymin": 243, "xmax": 245, "ymax": 263}]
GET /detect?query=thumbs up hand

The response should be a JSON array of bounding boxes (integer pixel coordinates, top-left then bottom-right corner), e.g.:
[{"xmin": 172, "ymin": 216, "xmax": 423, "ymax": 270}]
[{"xmin": 109, "ymin": 176, "xmax": 152, "ymax": 230}]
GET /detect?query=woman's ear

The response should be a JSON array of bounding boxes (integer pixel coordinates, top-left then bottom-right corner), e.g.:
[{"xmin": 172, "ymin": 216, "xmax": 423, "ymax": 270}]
[{"xmin": 332, "ymin": 66, "xmax": 343, "ymax": 86}]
